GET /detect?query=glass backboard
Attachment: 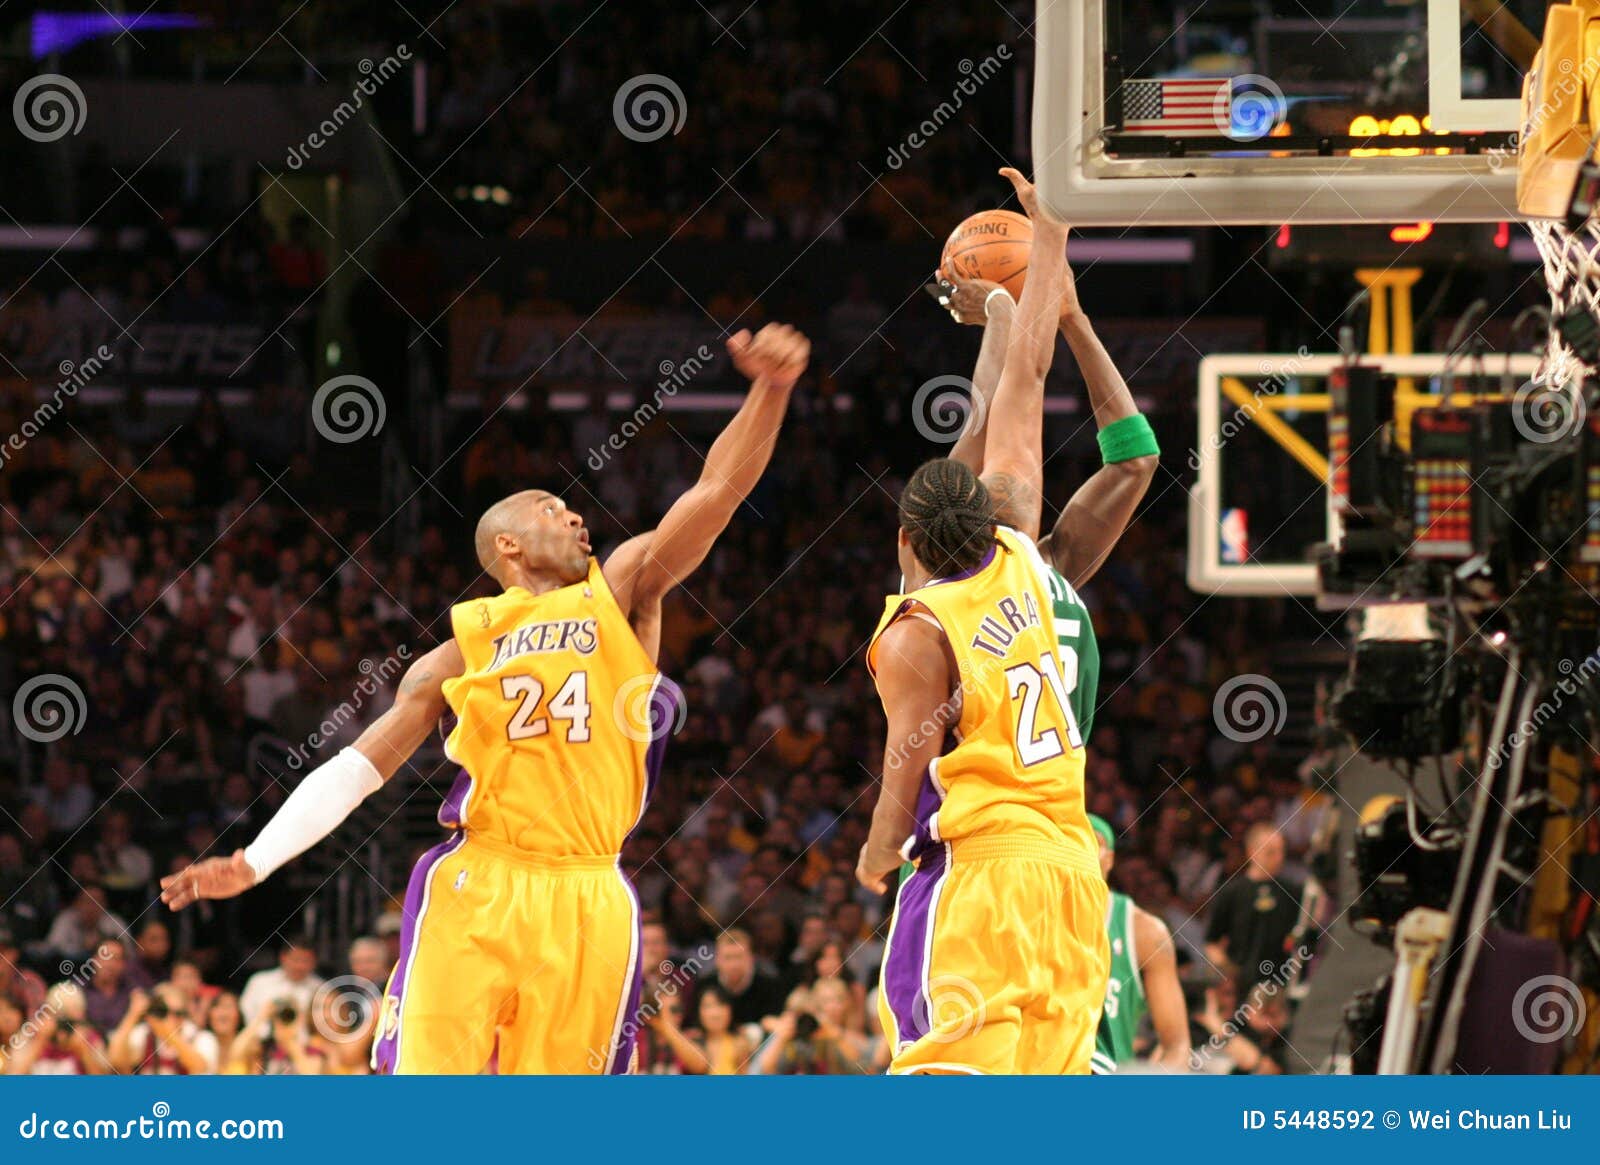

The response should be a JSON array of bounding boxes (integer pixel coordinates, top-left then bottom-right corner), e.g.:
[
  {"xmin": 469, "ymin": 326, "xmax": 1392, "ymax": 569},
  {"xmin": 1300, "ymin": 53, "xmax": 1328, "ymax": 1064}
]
[{"xmin": 1035, "ymin": 0, "xmax": 1543, "ymax": 226}]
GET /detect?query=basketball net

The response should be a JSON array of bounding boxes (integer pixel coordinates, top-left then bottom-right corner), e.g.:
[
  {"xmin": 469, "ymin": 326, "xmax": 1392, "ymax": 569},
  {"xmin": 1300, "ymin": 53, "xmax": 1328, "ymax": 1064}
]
[
  {"xmin": 1526, "ymin": 216, "xmax": 1600, "ymax": 391},
  {"xmin": 1520, "ymin": 21, "xmax": 1600, "ymax": 394}
]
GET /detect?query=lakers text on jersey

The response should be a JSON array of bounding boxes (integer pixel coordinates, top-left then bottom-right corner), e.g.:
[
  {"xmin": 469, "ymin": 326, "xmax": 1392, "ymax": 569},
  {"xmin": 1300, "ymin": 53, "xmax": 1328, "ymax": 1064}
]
[{"xmin": 373, "ymin": 556, "xmax": 684, "ymax": 1075}]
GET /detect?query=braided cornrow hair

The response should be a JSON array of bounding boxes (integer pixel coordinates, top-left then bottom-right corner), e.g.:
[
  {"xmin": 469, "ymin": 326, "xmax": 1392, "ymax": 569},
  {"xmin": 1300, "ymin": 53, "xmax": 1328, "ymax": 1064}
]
[{"xmin": 898, "ymin": 458, "xmax": 996, "ymax": 579}]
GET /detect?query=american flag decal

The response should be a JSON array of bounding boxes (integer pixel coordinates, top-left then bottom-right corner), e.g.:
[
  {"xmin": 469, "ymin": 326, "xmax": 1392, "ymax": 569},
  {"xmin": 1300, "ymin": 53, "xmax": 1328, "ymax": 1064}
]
[{"xmin": 1120, "ymin": 77, "xmax": 1231, "ymax": 134}]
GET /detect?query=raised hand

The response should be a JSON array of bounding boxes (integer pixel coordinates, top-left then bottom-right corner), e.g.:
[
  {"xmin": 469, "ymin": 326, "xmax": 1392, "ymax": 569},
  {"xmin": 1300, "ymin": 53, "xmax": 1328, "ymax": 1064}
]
[
  {"xmin": 726, "ymin": 323, "xmax": 811, "ymax": 390},
  {"xmin": 999, "ymin": 165, "xmax": 1065, "ymax": 227},
  {"xmin": 160, "ymin": 849, "xmax": 257, "ymax": 911}
]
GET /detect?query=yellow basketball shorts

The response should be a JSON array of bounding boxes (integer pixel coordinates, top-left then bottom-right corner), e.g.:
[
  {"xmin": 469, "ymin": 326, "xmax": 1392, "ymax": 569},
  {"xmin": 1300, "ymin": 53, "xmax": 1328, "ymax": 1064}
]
[
  {"xmin": 878, "ymin": 835, "xmax": 1110, "ymax": 1074},
  {"xmin": 372, "ymin": 833, "xmax": 642, "ymax": 1075}
]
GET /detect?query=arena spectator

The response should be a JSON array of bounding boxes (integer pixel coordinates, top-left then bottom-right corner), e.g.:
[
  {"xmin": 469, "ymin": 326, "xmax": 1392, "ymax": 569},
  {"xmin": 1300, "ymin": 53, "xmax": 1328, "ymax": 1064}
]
[
  {"xmin": 94, "ymin": 809, "xmax": 155, "ymax": 895},
  {"xmin": 84, "ymin": 939, "xmax": 140, "ymax": 1031},
  {"xmin": 224, "ymin": 1000, "xmax": 327, "ymax": 1075},
  {"xmin": 238, "ymin": 936, "xmax": 324, "ymax": 1023},
  {"xmin": 756, "ymin": 985, "xmax": 865, "ymax": 1075},
  {"xmin": 700, "ymin": 929, "xmax": 786, "ymax": 1030},
  {"xmin": 27, "ymin": 758, "xmax": 95, "ymax": 834},
  {"xmin": 203, "ymin": 991, "xmax": 243, "ymax": 1054},
  {"xmin": 3, "ymin": 983, "xmax": 110, "ymax": 1075},
  {"xmin": 0, "ymin": 835, "xmax": 55, "ymax": 944},
  {"xmin": 44, "ymin": 887, "xmax": 128, "ymax": 962},
  {"xmin": 0, "ymin": 925, "xmax": 45, "ymax": 1012},
  {"xmin": 1203, "ymin": 826, "xmax": 1304, "ymax": 992},
  {"xmin": 107, "ymin": 983, "xmax": 220, "ymax": 1075}
]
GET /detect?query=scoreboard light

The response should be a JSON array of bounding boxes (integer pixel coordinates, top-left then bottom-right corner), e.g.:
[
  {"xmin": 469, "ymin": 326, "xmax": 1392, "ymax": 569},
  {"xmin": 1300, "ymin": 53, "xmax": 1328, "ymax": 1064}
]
[
  {"xmin": 1408, "ymin": 409, "xmax": 1476, "ymax": 560},
  {"xmin": 1347, "ymin": 113, "xmax": 1454, "ymax": 158},
  {"xmin": 1330, "ymin": 363, "xmax": 1386, "ymax": 518}
]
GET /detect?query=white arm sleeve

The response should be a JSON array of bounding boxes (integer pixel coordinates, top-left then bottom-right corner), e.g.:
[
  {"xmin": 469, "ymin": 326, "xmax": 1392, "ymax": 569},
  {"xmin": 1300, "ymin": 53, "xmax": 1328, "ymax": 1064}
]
[{"xmin": 243, "ymin": 747, "xmax": 384, "ymax": 883}]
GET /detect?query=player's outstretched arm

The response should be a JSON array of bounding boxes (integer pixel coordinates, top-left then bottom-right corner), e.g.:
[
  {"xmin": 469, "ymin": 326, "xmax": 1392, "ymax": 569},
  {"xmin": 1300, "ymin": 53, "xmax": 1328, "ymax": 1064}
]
[
  {"xmin": 160, "ymin": 639, "xmax": 463, "ymax": 910},
  {"xmin": 604, "ymin": 323, "xmax": 807, "ymax": 614},
  {"xmin": 944, "ymin": 278, "xmax": 1015, "ymax": 473},
  {"xmin": 1133, "ymin": 906, "xmax": 1192, "ymax": 1069},
  {"xmin": 978, "ymin": 167, "xmax": 1068, "ymax": 541},
  {"xmin": 857, "ymin": 615, "xmax": 954, "ymax": 892},
  {"xmin": 1038, "ymin": 302, "xmax": 1159, "ymax": 589}
]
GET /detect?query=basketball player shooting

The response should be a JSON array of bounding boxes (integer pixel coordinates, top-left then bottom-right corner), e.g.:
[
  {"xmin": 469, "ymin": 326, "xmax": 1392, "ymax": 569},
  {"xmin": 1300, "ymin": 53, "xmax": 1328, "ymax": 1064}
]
[
  {"xmin": 942, "ymin": 181, "xmax": 1170, "ymax": 1074},
  {"xmin": 160, "ymin": 323, "xmax": 810, "ymax": 1074},
  {"xmin": 859, "ymin": 168, "xmax": 1120, "ymax": 1074},
  {"xmin": 938, "ymin": 189, "xmax": 1160, "ymax": 744}
]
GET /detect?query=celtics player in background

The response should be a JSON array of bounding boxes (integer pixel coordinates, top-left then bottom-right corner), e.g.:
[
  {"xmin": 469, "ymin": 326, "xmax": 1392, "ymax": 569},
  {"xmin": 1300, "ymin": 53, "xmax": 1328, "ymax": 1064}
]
[{"xmin": 1087, "ymin": 814, "xmax": 1190, "ymax": 1073}]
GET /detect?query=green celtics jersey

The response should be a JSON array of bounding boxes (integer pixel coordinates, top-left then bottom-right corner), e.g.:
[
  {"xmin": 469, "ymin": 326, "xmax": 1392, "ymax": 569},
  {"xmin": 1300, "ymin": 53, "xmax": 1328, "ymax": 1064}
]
[
  {"xmin": 1092, "ymin": 891, "xmax": 1146, "ymax": 1073},
  {"xmin": 1045, "ymin": 566, "xmax": 1099, "ymax": 741}
]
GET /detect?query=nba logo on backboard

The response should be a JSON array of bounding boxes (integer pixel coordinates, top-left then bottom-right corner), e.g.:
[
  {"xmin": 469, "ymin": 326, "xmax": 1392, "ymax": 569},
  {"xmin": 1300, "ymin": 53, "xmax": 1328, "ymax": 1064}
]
[{"xmin": 1220, "ymin": 509, "xmax": 1248, "ymax": 565}]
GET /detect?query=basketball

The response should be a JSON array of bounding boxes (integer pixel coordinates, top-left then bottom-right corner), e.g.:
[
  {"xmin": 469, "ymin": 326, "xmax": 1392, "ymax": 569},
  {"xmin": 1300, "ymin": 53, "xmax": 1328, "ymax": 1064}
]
[{"xmin": 940, "ymin": 209, "xmax": 1032, "ymax": 299}]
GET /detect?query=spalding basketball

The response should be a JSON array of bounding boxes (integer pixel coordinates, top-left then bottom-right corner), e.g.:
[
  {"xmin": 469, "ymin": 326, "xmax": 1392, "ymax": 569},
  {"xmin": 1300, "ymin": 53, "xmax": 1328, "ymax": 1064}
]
[{"xmin": 940, "ymin": 209, "xmax": 1032, "ymax": 299}]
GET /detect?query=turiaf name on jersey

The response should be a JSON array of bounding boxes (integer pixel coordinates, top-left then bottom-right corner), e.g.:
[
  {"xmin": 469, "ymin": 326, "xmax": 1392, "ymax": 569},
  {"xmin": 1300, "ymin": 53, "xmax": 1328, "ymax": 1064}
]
[
  {"xmin": 488, "ymin": 617, "xmax": 599, "ymax": 669},
  {"xmin": 970, "ymin": 592, "xmax": 1043, "ymax": 658}
]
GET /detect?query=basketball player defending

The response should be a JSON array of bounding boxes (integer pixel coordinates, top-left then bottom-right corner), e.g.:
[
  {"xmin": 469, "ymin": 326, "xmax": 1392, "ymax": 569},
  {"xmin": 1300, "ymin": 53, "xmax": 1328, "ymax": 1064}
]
[
  {"xmin": 1086, "ymin": 815, "xmax": 1190, "ymax": 1072},
  {"xmin": 860, "ymin": 168, "xmax": 1114, "ymax": 1073},
  {"xmin": 162, "ymin": 323, "xmax": 810, "ymax": 1074}
]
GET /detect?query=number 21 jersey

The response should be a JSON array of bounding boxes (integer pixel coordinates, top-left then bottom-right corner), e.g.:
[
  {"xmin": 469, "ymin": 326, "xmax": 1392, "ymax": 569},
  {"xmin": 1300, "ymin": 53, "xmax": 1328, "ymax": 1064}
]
[{"xmin": 866, "ymin": 526, "xmax": 1096, "ymax": 866}]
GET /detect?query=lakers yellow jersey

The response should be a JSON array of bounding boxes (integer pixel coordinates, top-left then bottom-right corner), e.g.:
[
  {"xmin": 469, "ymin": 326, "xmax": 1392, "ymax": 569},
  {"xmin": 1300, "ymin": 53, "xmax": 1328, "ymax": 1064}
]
[
  {"xmin": 439, "ymin": 556, "xmax": 684, "ymax": 856},
  {"xmin": 867, "ymin": 526, "xmax": 1095, "ymax": 865}
]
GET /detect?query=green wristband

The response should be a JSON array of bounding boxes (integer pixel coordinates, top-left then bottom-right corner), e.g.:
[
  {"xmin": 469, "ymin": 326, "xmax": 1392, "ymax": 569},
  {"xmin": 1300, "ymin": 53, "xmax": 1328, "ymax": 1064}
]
[{"xmin": 1097, "ymin": 413, "xmax": 1159, "ymax": 464}]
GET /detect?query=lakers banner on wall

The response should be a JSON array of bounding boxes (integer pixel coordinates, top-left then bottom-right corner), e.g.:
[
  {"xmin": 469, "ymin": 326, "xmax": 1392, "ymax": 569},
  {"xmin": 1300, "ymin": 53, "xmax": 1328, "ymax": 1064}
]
[
  {"xmin": 2, "ymin": 319, "xmax": 275, "ymax": 386},
  {"xmin": 450, "ymin": 312, "xmax": 731, "ymax": 392}
]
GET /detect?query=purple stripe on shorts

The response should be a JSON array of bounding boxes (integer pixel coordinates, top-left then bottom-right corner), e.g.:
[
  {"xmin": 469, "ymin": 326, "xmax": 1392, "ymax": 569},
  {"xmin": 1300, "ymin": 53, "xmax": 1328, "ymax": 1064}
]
[
  {"xmin": 606, "ymin": 877, "xmax": 645, "ymax": 1074},
  {"xmin": 371, "ymin": 830, "xmax": 467, "ymax": 1074},
  {"xmin": 881, "ymin": 841, "xmax": 948, "ymax": 1047}
]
